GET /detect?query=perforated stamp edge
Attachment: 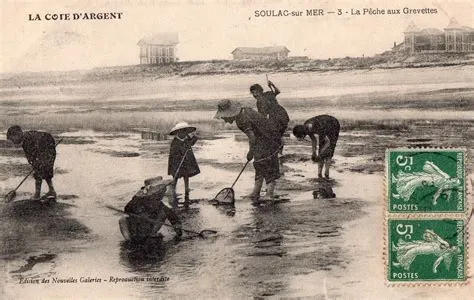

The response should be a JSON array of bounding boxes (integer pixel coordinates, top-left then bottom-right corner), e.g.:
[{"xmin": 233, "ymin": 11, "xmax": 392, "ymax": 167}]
[
  {"xmin": 383, "ymin": 215, "xmax": 470, "ymax": 286},
  {"xmin": 383, "ymin": 147, "xmax": 472, "ymax": 286}
]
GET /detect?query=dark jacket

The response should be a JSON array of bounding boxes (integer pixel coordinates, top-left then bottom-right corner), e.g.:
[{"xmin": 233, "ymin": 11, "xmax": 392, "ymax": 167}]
[
  {"xmin": 167, "ymin": 135, "xmax": 200, "ymax": 178},
  {"xmin": 256, "ymin": 91, "xmax": 289, "ymax": 136},
  {"xmin": 236, "ymin": 107, "xmax": 281, "ymax": 160},
  {"xmin": 22, "ymin": 131, "xmax": 56, "ymax": 179},
  {"xmin": 124, "ymin": 186, "xmax": 180, "ymax": 242}
]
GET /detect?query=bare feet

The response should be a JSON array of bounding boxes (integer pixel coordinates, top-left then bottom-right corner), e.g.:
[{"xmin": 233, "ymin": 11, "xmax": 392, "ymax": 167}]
[{"xmin": 243, "ymin": 193, "xmax": 258, "ymax": 199}]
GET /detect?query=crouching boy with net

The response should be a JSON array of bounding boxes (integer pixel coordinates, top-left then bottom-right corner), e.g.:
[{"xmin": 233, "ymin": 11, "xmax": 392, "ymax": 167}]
[{"xmin": 119, "ymin": 178, "xmax": 182, "ymax": 244}]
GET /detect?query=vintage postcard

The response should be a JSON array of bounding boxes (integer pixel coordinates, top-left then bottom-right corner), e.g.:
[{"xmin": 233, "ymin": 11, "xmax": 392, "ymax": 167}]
[{"xmin": 1, "ymin": 0, "xmax": 473, "ymax": 299}]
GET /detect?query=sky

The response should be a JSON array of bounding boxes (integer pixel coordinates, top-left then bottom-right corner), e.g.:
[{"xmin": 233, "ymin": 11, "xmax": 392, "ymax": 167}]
[{"xmin": 0, "ymin": 0, "xmax": 472, "ymax": 72}]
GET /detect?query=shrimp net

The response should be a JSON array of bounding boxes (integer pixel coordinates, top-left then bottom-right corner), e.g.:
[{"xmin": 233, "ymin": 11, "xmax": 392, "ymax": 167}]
[{"xmin": 212, "ymin": 188, "xmax": 235, "ymax": 205}]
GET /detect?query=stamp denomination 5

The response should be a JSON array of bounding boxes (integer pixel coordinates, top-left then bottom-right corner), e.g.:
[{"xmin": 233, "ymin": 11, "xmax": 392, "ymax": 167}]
[
  {"xmin": 386, "ymin": 149, "xmax": 466, "ymax": 213},
  {"xmin": 388, "ymin": 219, "xmax": 466, "ymax": 282}
]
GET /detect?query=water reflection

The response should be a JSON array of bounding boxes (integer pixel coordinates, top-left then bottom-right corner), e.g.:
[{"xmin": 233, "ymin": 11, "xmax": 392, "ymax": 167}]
[
  {"xmin": 232, "ymin": 204, "xmax": 290, "ymax": 297},
  {"xmin": 10, "ymin": 253, "xmax": 57, "ymax": 273},
  {"xmin": 311, "ymin": 178, "xmax": 337, "ymax": 199},
  {"xmin": 313, "ymin": 186, "xmax": 336, "ymax": 199},
  {"xmin": 209, "ymin": 202, "xmax": 236, "ymax": 216},
  {"xmin": 230, "ymin": 192, "xmax": 366, "ymax": 297},
  {"xmin": 119, "ymin": 236, "xmax": 180, "ymax": 271}
]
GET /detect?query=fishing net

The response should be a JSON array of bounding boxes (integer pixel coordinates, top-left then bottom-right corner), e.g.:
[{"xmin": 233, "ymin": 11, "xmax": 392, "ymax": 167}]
[
  {"xmin": 4, "ymin": 190, "xmax": 16, "ymax": 203},
  {"xmin": 212, "ymin": 188, "xmax": 235, "ymax": 205}
]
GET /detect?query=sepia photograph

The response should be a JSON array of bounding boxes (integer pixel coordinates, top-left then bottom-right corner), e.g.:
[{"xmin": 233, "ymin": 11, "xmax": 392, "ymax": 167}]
[{"xmin": 1, "ymin": 0, "xmax": 473, "ymax": 298}]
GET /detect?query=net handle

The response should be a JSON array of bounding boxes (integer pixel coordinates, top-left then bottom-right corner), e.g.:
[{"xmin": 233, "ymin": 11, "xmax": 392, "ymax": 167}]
[
  {"xmin": 230, "ymin": 160, "xmax": 249, "ymax": 189},
  {"xmin": 173, "ymin": 147, "xmax": 191, "ymax": 181},
  {"xmin": 105, "ymin": 205, "xmax": 217, "ymax": 238},
  {"xmin": 161, "ymin": 223, "xmax": 217, "ymax": 238}
]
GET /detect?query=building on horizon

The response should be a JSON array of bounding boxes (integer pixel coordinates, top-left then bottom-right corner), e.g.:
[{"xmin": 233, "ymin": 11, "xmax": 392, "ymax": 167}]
[
  {"xmin": 231, "ymin": 46, "xmax": 290, "ymax": 60},
  {"xmin": 137, "ymin": 32, "xmax": 179, "ymax": 64},
  {"xmin": 400, "ymin": 18, "xmax": 474, "ymax": 53}
]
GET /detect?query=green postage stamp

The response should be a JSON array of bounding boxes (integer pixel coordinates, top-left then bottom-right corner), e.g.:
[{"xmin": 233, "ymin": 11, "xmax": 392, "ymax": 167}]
[
  {"xmin": 388, "ymin": 219, "xmax": 466, "ymax": 282},
  {"xmin": 386, "ymin": 149, "xmax": 466, "ymax": 213}
]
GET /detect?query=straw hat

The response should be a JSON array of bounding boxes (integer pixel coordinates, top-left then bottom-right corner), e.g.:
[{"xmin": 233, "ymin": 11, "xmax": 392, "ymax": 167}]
[
  {"xmin": 136, "ymin": 178, "xmax": 174, "ymax": 197},
  {"xmin": 169, "ymin": 122, "xmax": 196, "ymax": 135},
  {"xmin": 214, "ymin": 99, "xmax": 242, "ymax": 119}
]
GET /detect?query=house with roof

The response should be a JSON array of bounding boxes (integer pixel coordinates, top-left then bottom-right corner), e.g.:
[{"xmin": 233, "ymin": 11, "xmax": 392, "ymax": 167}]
[
  {"xmin": 231, "ymin": 46, "xmax": 290, "ymax": 60},
  {"xmin": 444, "ymin": 18, "xmax": 474, "ymax": 52},
  {"xmin": 137, "ymin": 32, "xmax": 179, "ymax": 64},
  {"xmin": 401, "ymin": 18, "xmax": 474, "ymax": 53}
]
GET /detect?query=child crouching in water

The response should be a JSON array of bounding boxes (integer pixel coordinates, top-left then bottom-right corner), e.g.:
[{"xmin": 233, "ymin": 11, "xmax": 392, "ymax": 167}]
[{"xmin": 168, "ymin": 122, "xmax": 200, "ymax": 209}]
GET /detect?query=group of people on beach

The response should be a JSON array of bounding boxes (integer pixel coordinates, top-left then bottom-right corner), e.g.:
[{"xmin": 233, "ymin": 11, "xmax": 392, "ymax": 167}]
[
  {"xmin": 169, "ymin": 79, "xmax": 340, "ymax": 208},
  {"xmin": 214, "ymin": 80, "xmax": 288, "ymax": 203},
  {"xmin": 213, "ymin": 80, "xmax": 340, "ymax": 204},
  {"xmin": 5, "ymin": 79, "xmax": 340, "ymax": 242}
]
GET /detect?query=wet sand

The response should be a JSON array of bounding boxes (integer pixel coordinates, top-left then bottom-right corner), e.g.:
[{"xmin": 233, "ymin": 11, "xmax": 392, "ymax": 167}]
[{"xmin": 0, "ymin": 118, "xmax": 472, "ymax": 299}]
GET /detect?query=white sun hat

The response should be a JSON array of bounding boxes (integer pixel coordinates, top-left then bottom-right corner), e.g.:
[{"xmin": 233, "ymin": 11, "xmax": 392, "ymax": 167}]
[{"xmin": 169, "ymin": 122, "xmax": 196, "ymax": 135}]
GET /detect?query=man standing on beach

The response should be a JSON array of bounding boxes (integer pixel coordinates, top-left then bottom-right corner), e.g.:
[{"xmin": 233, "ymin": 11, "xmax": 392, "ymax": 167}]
[
  {"xmin": 292, "ymin": 115, "xmax": 340, "ymax": 179},
  {"xmin": 215, "ymin": 99, "xmax": 282, "ymax": 204},
  {"xmin": 7, "ymin": 125, "xmax": 57, "ymax": 200},
  {"xmin": 250, "ymin": 80, "xmax": 289, "ymax": 149}
]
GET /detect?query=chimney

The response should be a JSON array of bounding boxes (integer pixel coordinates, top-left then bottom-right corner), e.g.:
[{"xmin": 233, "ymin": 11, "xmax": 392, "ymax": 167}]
[{"xmin": 394, "ymin": 42, "xmax": 397, "ymax": 48}]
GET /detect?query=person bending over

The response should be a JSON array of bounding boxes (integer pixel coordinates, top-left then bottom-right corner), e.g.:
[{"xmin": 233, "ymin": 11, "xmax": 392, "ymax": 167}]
[
  {"xmin": 7, "ymin": 125, "xmax": 57, "ymax": 200},
  {"xmin": 215, "ymin": 99, "xmax": 282, "ymax": 204},
  {"xmin": 293, "ymin": 115, "xmax": 340, "ymax": 179}
]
